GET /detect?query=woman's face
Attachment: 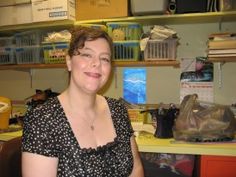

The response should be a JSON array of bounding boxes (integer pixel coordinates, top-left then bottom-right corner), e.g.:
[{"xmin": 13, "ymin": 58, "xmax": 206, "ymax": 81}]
[{"xmin": 66, "ymin": 38, "xmax": 112, "ymax": 94}]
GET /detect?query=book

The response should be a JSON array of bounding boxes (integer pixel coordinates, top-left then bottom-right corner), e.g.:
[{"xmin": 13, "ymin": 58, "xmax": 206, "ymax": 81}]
[
  {"xmin": 208, "ymin": 53, "xmax": 236, "ymax": 57},
  {"xmin": 208, "ymin": 32, "xmax": 236, "ymax": 40},
  {"xmin": 208, "ymin": 40, "xmax": 236, "ymax": 49},
  {"xmin": 208, "ymin": 48, "xmax": 236, "ymax": 54}
]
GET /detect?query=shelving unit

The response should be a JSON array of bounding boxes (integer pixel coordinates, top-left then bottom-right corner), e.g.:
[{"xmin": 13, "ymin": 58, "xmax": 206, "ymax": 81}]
[
  {"xmin": 0, "ymin": 60, "xmax": 180, "ymax": 70},
  {"xmin": 0, "ymin": 20, "xmax": 74, "ymax": 35},
  {"xmin": 208, "ymin": 57, "xmax": 236, "ymax": 63},
  {"xmin": 74, "ymin": 11, "xmax": 236, "ymax": 25},
  {"xmin": 0, "ymin": 11, "xmax": 236, "ymax": 70},
  {"xmin": 1, "ymin": 11, "xmax": 235, "ymax": 34}
]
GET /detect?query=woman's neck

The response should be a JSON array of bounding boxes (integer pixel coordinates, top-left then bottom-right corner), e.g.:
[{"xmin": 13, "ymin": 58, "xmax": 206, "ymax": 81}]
[{"xmin": 61, "ymin": 87, "xmax": 100, "ymax": 113}]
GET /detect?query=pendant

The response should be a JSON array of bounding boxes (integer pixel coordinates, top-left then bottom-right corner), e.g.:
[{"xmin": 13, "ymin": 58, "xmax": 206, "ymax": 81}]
[{"xmin": 91, "ymin": 125, "xmax": 94, "ymax": 131}]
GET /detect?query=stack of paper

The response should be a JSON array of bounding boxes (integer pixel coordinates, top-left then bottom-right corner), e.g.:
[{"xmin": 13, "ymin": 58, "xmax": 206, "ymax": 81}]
[{"xmin": 207, "ymin": 33, "xmax": 236, "ymax": 60}]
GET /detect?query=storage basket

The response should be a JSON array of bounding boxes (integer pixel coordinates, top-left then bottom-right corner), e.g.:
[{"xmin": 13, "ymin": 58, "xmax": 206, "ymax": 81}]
[
  {"xmin": 15, "ymin": 30, "xmax": 45, "ymax": 47},
  {"xmin": 15, "ymin": 45, "xmax": 43, "ymax": 64},
  {"xmin": 144, "ymin": 38, "xmax": 178, "ymax": 60},
  {"xmin": 0, "ymin": 37, "xmax": 14, "ymax": 48},
  {"xmin": 107, "ymin": 22, "xmax": 142, "ymax": 41},
  {"xmin": 113, "ymin": 41, "xmax": 140, "ymax": 61},
  {"xmin": 0, "ymin": 47, "xmax": 16, "ymax": 65},
  {"xmin": 42, "ymin": 42, "xmax": 69, "ymax": 64}
]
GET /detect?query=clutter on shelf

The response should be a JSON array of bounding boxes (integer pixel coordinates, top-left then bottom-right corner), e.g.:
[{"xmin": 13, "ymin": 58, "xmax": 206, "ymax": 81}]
[
  {"xmin": 207, "ymin": 32, "xmax": 236, "ymax": 61},
  {"xmin": 25, "ymin": 88, "xmax": 60, "ymax": 110},
  {"xmin": 107, "ymin": 22, "xmax": 143, "ymax": 61},
  {"xmin": 141, "ymin": 25, "xmax": 179, "ymax": 61}
]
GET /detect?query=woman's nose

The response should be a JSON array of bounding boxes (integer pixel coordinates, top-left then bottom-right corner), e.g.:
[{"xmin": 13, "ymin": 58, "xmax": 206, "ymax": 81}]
[{"xmin": 91, "ymin": 56, "xmax": 101, "ymax": 67}]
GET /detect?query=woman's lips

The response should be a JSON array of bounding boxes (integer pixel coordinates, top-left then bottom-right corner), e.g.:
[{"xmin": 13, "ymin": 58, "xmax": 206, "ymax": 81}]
[{"xmin": 85, "ymin": 72, "xmax": 101, "ymax": 78}]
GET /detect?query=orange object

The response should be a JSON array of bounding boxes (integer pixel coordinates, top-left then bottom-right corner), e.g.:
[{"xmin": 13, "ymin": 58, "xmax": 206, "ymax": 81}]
[
  {"xmin": 76, "ymin": 0, "xmax": 128, "ymax": 20},
  {"xmin": 0, "ymin": 97, "xmax": 11, "ymax": 130},
  {"xmin": 200, "ymin": 155, "xmax": 236, "ymax": 177}
]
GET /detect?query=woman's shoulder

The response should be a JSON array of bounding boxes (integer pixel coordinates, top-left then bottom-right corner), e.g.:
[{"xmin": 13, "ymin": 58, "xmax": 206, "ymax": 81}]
[
  {"xmin": 25, "ymin": 97, "xmax": 61, "ymax": 121},
  {"xmin": 105, "ymin": 96, "xmax": 125, "ymax": 107},
  {"xmin": 32, "ymin": 96, "xmax": 59, "ymax": 111},
  {"xmin": 104, "ymin": 96, "xmax": 129, "ymax": 117}
]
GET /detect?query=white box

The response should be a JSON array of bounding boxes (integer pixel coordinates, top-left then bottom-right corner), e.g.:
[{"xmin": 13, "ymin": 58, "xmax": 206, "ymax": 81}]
[
  {"xmin": 130, "ymin": 0, "xmax": 168, "ymax": 15},
  {"xmin": 0, "ymin": 3, "xmax": 32, "ymax": 26},
  {"xmin": 0, "ymin": 0, "xmax": 31, "ymax": 7},
  {"xmin": 32, "ymin": 0, "xmax": 75, "ymax": 22}
]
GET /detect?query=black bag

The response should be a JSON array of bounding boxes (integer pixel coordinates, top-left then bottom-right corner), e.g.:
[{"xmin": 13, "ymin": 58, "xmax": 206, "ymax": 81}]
[{"xmin": 142, "ymin": 104, "xmax": 179, "ymax": 138}]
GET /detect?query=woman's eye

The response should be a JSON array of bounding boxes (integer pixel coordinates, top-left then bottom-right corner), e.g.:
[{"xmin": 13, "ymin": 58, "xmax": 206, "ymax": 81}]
[
  {"xmin": 100, "ymin": 57, "xmax": 111, "ymax": 63},
  {"xmin": 80, "ymin": 53, "xmax": 92, "ymax": 58}
]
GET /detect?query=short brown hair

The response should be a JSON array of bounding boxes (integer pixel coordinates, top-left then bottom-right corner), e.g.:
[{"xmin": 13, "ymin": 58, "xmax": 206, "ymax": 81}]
[{"xmin": 68, "ymin": 26, "xmax": 113, "ymax": 58}]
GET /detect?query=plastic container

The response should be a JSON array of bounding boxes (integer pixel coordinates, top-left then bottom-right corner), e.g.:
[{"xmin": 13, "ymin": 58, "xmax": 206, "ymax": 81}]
[
  {"xmin": 130, "ymin": 0, "xmax": 168, "ymax": 15},
  {"xmin": 0, "ymin": 96, "xmax": 11, "ymax": 130},
  {"xmin": 0, "ymin": 47, "xmax": 16, "ymax": 65},
  {"xmin": 42, "ymin": 42, "xmax": 69, "ymax": 64},
  {"xmin": 0, "ymin": 37, "xmax": 14, "ymax": 48},
  {"xmin": 15, "ymin": 30, "xmax": 45, "ymax": 47},
  {"xmin": 144, "ymin": 39, "xmax": 178, "ymax": 60},
  {"xmin": 113, "ymin": 41, "xmax": 140, "ymax": 61},
  {"xmin": 15, "ymin": 45, "xmax": 43, "ymax": 64},
  {"xmin": 107, "ymin": 22, "xmax": 142, "ymax": 41}
]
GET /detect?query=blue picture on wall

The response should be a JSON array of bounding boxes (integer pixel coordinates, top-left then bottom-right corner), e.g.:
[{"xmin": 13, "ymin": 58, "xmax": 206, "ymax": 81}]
[{"xmin": 123, "ymin": 68, "xmax": 146, "ymax": 104}]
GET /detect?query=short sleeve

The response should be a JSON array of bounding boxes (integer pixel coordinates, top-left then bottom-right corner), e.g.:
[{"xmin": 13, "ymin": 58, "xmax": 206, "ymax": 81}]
[
  {"xmin": 119, "ymin": 101, "xmax": 134, "ymax": 137},
  {"xmin": 22, "ymin": 105, "xmax": 60, "ymax": 157},
  {"xmin": 107, "ymin": 97, "xmax": 134, "ymax": 140}
]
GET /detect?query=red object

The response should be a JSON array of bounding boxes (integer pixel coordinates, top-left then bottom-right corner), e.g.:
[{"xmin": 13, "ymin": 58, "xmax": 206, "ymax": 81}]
[
  {"xmin": 175, "ymin": 159, "xmax": 194, "ymax": 177},
  {"xmin": 200, "ymin": 155, "xmax": 236, "ymax": 177}
]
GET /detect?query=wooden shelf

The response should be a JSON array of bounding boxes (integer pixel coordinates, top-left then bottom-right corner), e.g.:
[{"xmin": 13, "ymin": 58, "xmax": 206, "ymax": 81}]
[
  {"xmin": 75, "ymin": 11, "xmax": 236, "ymax": 25},
  {"xmin": 1, "ymin": 11, "xmax": 236, "ymax": 35},
  {"xmin": 0, "ymin": 20, "xmax": 74, "ymax": 35},
  {"xmin": 0, "ymin": 63, "xmax": 66, "ymax": 70},
  {"xmin": 0, "ymin": 60, "xmax": 180, "ymax": 70},
  {"xmin": 208, "ymin": 56, "xmax": 236, "ymax": 63},
  {"xmin": 113, "ymin": 60, "xmax": 179, "ymax": 67}
]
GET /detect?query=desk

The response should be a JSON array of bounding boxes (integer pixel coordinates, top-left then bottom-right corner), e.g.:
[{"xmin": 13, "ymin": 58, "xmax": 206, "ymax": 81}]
[
  {"xmin": 0, "ymin": 131, "xmax": 22, "ymax": 177},
  {"xmin": 0, "ymin": 125, "xmax": 22, "ymax": 142},
  {"xmin": 136, "ymin": 131, "xmax": 236, "ymax": 157},
  {"xmin": 136, "ymin": 131, "xmax": 236, "ymax": 177}
]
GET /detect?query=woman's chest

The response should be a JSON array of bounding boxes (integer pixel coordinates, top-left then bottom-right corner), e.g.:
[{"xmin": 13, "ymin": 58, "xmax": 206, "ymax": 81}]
[{"xmin": 57, "ymin": 140, "xmax": 133, "ymax": 176}]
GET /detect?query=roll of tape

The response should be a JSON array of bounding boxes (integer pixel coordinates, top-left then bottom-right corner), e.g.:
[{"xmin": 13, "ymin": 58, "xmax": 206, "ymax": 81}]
[{"xmin": 168, "ymin": 2, "xmax": 176, "ymax": 14}]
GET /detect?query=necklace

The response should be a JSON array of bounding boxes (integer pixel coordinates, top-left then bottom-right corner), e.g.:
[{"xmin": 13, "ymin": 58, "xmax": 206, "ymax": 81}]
[
  {"xmin": 82, "ymin": 116, "xmax": 96, "ymax": 131},
  {"xmin": 90, "ymin": 125, "xmax": 95, "ymax": 131}
]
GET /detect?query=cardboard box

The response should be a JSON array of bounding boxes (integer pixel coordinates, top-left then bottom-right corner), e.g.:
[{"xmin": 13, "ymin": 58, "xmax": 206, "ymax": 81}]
[
  {"xmin": 76, "ymin": 0, "xmax": 128, "ymax": 20},
  {"xmin": 32, "ymin": 0, "xmax": 75, "ymax": 22},
  {"xmin": 0, "ymin": 0, "xmax": 31, "ymax": 7},
  {"xmin": 0, "ymin": 3, "xmax": 32, "ymax": 26},
  {"xmin": 128, "ymin": 109, "xmax": 147, "ymax": 124}
]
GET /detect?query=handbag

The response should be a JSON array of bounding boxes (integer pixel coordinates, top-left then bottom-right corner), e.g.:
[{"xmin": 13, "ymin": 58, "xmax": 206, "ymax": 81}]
[{"xmin": 173, "ymin": 94, "xmax": 236, "ymax": 142}]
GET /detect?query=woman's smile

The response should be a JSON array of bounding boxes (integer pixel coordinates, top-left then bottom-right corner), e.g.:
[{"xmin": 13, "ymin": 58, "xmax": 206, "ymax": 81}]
[{"xmin": 84, "ymin": 71, "xmax": 102, "ymax": 79}]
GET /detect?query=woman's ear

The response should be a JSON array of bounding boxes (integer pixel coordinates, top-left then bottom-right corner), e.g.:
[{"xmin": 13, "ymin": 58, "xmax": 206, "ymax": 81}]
[{"xmin": 66, "ymin": 55, "xmax": 71, "ymax": 71}]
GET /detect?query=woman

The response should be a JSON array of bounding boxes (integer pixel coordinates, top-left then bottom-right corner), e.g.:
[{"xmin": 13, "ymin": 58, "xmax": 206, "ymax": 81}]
[{"xmin": 22, "ymin": 26, "xmax": 144, "ymax": 177}]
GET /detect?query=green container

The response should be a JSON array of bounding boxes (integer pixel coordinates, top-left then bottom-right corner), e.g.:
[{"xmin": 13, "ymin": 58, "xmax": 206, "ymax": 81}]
[
  {"xmin": 107, "ymin": 22, "xmax": 142, "ymax": 41},
  {"xmin": 113, "ymin": 40, "xmax": 140, "ymax": 61},
  {"xmin": 42, "ymin": 42, "xmax": 69, "ymax": 64}
]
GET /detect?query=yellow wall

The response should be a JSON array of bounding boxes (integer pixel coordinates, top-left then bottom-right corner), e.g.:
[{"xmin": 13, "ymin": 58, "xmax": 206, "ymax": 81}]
[{"xmin": 0, "ymin": 21, "xmax": 236, "ymax": 105}]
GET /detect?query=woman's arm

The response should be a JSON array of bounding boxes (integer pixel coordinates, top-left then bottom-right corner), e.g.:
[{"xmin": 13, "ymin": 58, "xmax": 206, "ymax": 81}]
[
  {"xmin": 22, "ymin": 152, "xmax": 58, "ymax": 177},
  {"xmin": 129, "ymin": 135, "xmax": 144, "ymax": 177}
]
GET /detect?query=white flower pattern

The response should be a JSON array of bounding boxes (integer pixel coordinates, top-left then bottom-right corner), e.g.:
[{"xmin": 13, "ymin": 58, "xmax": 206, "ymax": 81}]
[{"xmin": 22, "ymin": 97, "xmax": 134, "ymax": 177}]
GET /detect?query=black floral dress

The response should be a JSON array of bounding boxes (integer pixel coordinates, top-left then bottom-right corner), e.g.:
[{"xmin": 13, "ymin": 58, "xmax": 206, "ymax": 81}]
[{"xmin": 22, "ymin": 97, "xmax": 134, "ymax": 177}]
